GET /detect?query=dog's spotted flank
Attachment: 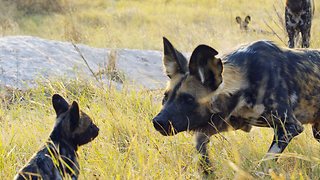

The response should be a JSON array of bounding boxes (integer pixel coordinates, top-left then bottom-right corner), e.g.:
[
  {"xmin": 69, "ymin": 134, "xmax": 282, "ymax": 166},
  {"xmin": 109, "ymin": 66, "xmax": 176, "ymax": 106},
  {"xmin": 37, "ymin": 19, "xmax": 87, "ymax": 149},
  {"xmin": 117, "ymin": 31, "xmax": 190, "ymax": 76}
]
[
  {"xmin": 14, "ymin": 94, "xmax": 99, "ymax": 180},
  {"xmin": 153, "ymin": 37, "xmax": 320, "ymax": 174}
]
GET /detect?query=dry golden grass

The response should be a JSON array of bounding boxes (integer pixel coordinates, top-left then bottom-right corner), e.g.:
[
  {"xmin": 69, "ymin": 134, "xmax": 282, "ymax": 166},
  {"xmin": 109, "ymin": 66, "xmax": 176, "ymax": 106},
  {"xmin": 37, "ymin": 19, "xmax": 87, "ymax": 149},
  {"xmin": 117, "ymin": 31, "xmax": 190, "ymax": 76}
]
[
  {"xmin": 1, "ymin": 0, "xmax": 320, "ymax": 179},
  {"xmin": 0, "ymin": 80, "xmax": 319, "ymax": 179},
  {"xmin": 1, "ymin": 0, "xmax": 320, "ymax": 50}
]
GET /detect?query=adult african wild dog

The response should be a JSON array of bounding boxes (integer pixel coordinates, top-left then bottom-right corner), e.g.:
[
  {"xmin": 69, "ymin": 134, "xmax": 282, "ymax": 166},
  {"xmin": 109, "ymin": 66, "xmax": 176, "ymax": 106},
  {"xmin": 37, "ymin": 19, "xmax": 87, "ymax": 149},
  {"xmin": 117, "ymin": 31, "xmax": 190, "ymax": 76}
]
[
  {"xmin": 14, "ymin": 94, "xmax": 99, "ymax": 180},
  {"xmin": 153, "ymin": 37, "xmax": 320, "ymax": 173},
  {"xmin": 285, "ymin": 0, "xmax": 314, "ymax": 48}
]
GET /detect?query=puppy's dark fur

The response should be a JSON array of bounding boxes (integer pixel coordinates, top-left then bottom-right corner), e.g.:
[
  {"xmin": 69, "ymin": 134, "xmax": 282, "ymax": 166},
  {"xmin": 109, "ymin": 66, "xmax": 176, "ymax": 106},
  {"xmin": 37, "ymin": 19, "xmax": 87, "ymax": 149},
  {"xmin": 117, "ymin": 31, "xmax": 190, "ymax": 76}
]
[{"xmin": 14, "ymin": 94, "xmax": 99, "ymax": 180}]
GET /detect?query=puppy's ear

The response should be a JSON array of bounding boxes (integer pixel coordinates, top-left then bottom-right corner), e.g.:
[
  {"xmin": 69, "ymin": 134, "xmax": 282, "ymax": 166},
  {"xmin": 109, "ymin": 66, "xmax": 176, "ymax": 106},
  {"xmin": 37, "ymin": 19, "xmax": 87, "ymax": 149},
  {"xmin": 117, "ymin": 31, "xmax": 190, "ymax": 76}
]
[
  {"xmin": 52, "ymin": 94, "xmax": 69, "ymax": 116},
  {"xmin": 245, "ymin": 15, "xmax": 251, "ymax": 23},
  {"xmin": 163, "ymin": 37, "xmax": 188, "ymax": 78},
  {"xmin": 236, "ymin": 16, "xmax": 242, "ymax": 24},
  {"xmin": 69, "ymin": 101, "xmax": 80, "ymax": 131}
]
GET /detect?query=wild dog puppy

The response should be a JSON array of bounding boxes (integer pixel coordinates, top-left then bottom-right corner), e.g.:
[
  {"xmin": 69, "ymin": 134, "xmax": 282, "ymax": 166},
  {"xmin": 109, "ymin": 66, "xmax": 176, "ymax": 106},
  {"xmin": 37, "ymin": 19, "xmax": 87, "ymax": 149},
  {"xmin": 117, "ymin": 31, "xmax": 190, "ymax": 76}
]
[
  {"xmin": 236, "ymin": 15, "xmax": 251, "ymax": 31},
  {"xmin": 153, "ymin": 37, "xmax": 320, "ymax": 174},
  {"xmin": 14, "ymin": 94, "xmax": 99, "ymax": 180},
  {"xmin": 285, "ymin": 0, "xmax": 314, "ymax": 48},
  {"xmin": 235, "ymin": 15, "xmax": 274, "ymax": 35}
]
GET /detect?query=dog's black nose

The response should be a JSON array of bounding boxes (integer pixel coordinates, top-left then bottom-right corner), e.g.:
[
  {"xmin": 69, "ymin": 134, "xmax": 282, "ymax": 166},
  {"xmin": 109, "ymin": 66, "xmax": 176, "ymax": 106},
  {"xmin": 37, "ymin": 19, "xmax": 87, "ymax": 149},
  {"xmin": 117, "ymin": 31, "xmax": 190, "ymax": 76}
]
[{"xmin": 152, "ymin": 118, "xmax": 168, "ymax": 132}]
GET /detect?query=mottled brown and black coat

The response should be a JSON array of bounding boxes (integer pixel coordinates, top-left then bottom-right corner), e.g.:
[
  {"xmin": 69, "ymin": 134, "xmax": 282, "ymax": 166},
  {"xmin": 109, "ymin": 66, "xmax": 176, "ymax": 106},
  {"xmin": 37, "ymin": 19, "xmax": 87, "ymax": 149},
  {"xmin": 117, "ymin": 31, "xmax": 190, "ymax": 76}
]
[
  {"xmin": 153, "ymin": 38, "xmax": 320, "ymax": 174},
  {"xmin": 285, "ymin": 0, "xmax": 314, "ymax": 48}
]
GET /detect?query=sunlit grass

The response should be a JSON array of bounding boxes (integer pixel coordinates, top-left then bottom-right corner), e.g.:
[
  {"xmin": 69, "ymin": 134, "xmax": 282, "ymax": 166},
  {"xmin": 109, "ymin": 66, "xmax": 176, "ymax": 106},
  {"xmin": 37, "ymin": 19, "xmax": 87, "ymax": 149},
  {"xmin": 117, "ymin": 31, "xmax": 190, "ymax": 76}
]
[
  {"xmin": 0, "ymin": 80, "xmax": 319, "ymax": 179},
  {"xmin": 1, "ymin": 0, "xmax": 320, "ymax": 179},
  {"xmin": 2, "ymin": 0, "xmax": 320, "ymax": 50}
]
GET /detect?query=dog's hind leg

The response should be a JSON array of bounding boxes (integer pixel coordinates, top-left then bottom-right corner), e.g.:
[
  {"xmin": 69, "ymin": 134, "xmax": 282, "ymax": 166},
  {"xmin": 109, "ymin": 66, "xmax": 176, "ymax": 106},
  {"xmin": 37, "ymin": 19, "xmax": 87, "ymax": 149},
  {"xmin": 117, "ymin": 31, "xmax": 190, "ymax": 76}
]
[{"xmin": 265, "ymin": 115, "xmax": 304, "ymax": 160}]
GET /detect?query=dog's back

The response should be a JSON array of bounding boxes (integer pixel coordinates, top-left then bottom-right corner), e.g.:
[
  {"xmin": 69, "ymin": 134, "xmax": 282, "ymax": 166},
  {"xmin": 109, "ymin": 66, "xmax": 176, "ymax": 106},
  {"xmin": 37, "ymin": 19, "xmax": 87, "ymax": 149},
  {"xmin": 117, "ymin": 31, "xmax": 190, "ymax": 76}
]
[{"xmin": 14, "ymin": 147, "xmax": 64, "ymax": 180}]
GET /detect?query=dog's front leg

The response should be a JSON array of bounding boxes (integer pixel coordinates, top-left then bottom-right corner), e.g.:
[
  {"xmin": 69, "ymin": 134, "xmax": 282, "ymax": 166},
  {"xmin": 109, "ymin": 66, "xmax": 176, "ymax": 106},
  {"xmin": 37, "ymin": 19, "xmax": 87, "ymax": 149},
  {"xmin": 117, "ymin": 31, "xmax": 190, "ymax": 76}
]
[
  {"xmin": 195, "ymin": 132, "xmax": 213, "ymax": 175},
  {"xmin": 195, "ymin": 114, "xmax": 251, "ymax": 176}
]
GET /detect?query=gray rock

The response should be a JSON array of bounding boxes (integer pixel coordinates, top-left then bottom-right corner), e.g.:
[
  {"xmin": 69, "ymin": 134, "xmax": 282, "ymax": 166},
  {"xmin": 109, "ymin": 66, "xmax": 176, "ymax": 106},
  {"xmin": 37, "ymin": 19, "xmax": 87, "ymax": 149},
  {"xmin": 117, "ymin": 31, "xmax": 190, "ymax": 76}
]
[{"xmin": 0, "ymin": 36, "xmax": 168, "ymax": 90}]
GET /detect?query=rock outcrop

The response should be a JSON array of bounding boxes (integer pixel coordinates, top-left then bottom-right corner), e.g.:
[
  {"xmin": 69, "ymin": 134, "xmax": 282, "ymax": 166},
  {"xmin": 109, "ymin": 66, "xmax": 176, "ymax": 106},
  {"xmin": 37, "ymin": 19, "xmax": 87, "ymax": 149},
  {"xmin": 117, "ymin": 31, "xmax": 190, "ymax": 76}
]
[{"xmin": 0, "ymin": 36, "xmax": 168, "ymax": 90}]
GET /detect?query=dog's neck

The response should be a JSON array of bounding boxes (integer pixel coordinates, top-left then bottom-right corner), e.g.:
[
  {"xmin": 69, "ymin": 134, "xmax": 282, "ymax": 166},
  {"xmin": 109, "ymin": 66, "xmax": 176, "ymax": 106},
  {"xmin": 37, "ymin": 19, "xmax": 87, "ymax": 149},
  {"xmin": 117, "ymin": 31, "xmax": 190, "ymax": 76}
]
[
  {"xmin": 46, "ymin": 136, "xmax": 80, "ymax": 178},
  {"xmin": 49, "ymin": 129, "xmax": 78, "ymax": 152}
]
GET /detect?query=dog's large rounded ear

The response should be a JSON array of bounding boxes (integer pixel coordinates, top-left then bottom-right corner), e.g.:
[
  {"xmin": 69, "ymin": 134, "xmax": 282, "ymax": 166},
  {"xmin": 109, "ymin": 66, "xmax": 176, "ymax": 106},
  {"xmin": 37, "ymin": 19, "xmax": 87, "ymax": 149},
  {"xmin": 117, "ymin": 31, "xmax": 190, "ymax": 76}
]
[
  {"xmin": 69, "ymin": 101, "xmax": 80, "ymax": 131},
  {"xmin": 52, "ymin": 94, "xmax": 69, "ymax": 116},
  {"xmin": 163, "ymin": 37, "xmax": 188, "ymax": 78},
  {"xmin": 189, "ymin": 45, "xmax": 222, "ymax": 91}
]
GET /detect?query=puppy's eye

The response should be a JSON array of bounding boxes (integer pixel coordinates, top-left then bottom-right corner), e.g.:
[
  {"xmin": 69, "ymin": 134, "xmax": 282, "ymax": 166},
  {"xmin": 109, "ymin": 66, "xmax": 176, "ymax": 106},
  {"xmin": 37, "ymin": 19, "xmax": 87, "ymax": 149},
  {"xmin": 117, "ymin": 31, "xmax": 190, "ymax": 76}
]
[{"xmin": 162, "ymin": 93, "xmax": 169, "ymax": 105}]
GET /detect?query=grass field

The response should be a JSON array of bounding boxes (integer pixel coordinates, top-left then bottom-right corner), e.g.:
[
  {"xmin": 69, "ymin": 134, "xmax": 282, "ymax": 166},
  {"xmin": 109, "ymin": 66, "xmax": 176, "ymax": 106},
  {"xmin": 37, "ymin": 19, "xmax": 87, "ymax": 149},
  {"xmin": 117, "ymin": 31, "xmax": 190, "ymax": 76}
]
[
  {"xmin": 1, "ymin": 0, "xmax": 320, "ymax": 51},
  {"xmin": 1, "ymin": 0, "xmax": 320, "ymax": 179},
  {"xmin": 2, "ymin": 80, "xmax": 320, "ymax": 179}
]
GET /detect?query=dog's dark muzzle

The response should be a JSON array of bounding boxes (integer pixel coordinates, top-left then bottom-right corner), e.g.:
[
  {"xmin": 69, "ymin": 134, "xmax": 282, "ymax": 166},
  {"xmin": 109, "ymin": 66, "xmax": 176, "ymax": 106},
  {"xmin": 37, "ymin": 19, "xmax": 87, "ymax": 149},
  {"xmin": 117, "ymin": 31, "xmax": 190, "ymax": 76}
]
[{"xmin": 152, "ymin": 109, "xmax": 176, "ymax": 136}]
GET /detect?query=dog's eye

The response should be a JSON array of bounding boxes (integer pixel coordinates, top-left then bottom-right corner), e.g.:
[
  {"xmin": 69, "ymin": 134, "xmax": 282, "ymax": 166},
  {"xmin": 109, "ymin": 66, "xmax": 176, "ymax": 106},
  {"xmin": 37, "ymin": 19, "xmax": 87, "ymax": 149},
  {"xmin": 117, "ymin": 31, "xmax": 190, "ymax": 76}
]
[
  {"xmin": 180, "ymin": 94, "xmax": 195, "ymax": 104},
  {"xmin": 186, "ymin": 96, "xmax": 194, "ymax": 103}
]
